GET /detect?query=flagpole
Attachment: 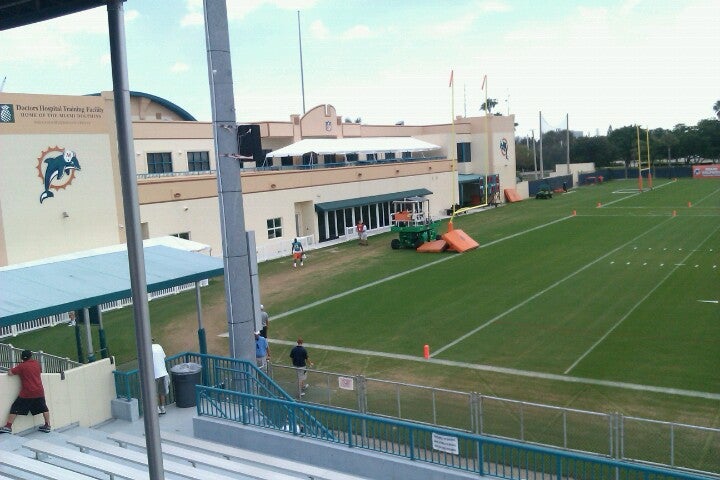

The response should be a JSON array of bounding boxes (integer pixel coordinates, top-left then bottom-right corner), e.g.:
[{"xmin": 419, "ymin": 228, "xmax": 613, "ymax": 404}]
[
  {"xmin": 450, "ymin": 70, "xmax": 457, "ymax": 217},
  {"xmin": 484, "ymin": 74, "xmax": 490, "ymax": 205},
  {"xmin": 297, "ymin": 10, "xmax": 306, "ymax": 114}
]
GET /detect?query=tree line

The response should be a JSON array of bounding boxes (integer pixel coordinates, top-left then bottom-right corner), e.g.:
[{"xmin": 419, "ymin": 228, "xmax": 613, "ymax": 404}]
[{"xmin": 514, "ymin": 107, "xmax": 720, "ymax": 172}]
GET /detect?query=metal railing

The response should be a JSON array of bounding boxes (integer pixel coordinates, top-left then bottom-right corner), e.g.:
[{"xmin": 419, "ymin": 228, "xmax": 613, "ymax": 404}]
[
  {"xmin": 268, "ymin": 364, "xmax": 720, "ymax": 476},
  {"xmin": 195, "ymin": 385, "xmax": 714, "ymax": 480},
  {"xmin": 0, "ymin": 344, "xmax": 80, "ymax": 373},
  {"xmin": 114, "ymin": 352, "xmax": 332, "ymax": 439}
]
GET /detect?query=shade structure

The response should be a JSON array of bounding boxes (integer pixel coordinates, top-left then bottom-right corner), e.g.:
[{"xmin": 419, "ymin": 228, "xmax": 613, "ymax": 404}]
[{"xmin": 265, "ymin": 137, "xmax": 441, "ymax": 158}]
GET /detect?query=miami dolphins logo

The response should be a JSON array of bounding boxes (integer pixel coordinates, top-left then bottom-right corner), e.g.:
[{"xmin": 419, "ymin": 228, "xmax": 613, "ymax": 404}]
[
  {"xmin": 36, "ymin": 146, "xmax": 82, "ymax": 203},
  {"xmin": 499, "ymin": 138, "xmax": 508, "ymax": 160}
]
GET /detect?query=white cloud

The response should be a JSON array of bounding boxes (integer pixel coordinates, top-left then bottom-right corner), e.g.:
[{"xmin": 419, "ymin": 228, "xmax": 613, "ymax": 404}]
[
  {"xmin": 476, "ymin": 1, "xmax": 511, "ymax": 13},
  {"xmin": 309, "ymin": 20, "xmax": 330, "ymax": 40},
  {"xmin": 431, "ymin": 15, "xmax": 477, "ymax": 36},
  {"xmin": 171, "ymin": 62, "xmax": 190, "ymax": 73},
  {"xmin": 341, "ymin": 25, "xmax": 373, "ymax": 40}
]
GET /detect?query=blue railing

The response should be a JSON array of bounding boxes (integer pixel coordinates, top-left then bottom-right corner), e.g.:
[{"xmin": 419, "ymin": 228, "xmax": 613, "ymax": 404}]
[
  {"xmin": 195, "ymin": 385, "xmax": 714, "ymax": 480},
  {"xmin": 114, "ymin": 352, "xmax": 331, "ymax": 438}
]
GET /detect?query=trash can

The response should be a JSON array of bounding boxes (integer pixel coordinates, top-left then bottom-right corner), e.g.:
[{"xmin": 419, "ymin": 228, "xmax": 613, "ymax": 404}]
[{"xmin": 170, "ymin": 362, "xmax": 202, "ymax": 408}]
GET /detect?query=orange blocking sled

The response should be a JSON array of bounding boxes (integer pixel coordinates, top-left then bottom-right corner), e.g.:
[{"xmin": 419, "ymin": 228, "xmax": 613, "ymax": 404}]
[
  {"xmin": 504, "ymin": 188, "xmax": 521, "ymax": 203},
  {"xmin": 416, "ymin": 239, "xmax": 448, "ymax": 253},
  {"xmin": 442, "ymin": 229, "xmax": 479, "ymax": 253}
]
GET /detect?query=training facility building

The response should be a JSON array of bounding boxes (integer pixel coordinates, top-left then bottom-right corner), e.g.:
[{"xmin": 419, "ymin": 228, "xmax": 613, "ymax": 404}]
[{"xmin": 0, "ymin": 91, "xmax": 516, "ymax": 266}]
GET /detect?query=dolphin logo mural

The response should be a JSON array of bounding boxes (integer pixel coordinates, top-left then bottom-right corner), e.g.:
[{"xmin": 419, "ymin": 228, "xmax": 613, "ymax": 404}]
[{"xmin": 37, "ymin": 148, "xmax": 82, "ymax": 203}]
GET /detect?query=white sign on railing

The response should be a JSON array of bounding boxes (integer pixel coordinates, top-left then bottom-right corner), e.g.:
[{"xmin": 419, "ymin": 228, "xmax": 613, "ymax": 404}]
[
  {"xmin": 338, "ymin": 376, "xmax": 354, "ymax": 390},
  {"xmin": 431, "ymin": 432, "xmax": 459, "ymax": 455}
]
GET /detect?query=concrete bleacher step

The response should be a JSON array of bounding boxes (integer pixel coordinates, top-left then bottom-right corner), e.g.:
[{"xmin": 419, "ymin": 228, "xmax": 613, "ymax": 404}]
[
  {"xmin": 23, "ymin": 439, "xmax": 150, "ymax": 480},
  {"xmin": 107, "ymin": 431, "xmax": 306, "ymax": 480},
  {"xmin": 66, "ymin": 435, "xmax": 265, "ymax": 480},
  {"xmin": 150, "ymin": 431, "xmax": 367, "ymax": 480},
  {"xmin": 0, "ymin": 450, "xmax": 97, "ymax": 480}
]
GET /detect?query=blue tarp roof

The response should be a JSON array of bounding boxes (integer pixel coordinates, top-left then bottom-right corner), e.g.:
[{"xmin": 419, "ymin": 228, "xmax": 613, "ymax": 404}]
[{"xmin": 0, "ymin": 245, "xmax": 224, "ymax": 327}]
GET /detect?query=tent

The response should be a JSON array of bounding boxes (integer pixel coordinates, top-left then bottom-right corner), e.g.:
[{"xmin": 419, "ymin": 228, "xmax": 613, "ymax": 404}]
[{"xmin": 265, "ymin": 137, "xmax": 441, "ymax": 158}]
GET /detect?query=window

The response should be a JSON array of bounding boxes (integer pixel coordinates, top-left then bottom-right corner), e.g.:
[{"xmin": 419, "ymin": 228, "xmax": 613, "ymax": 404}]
[
  {"xmin": 366, "ymin": 153, "xmax": 376, "ymax": 161},
  {"xmin": 402, "ymin": 151, "xmax": 411, "ymax": 159},
  {"xmin": 385, "ymin": 152, "xmax": 396, "ymax": 160},
  {"xmin": 171, "ymin": 232, "xmax": 190, "ymax": 240},
  {"xmin": 324, "ymin": 154, "xmax": 337, "ymax": 165},
  {"xmin": 457, "ymin": 143, "xmax": 471, "ymax": 163},
  {"xmin": 267, "ymin": 217, "xmax": 282, "ymax": 239},
  {"xmin": 281, "ymin": 156, "xmax": 293, "ymax": 167},
  {"xmin": 187, "ymin": 151, "xmax": 210, "ymax": 171},
  {"xmin": 147, "ymin": 152, "xmax": 173, "ymax": 174},
  {"xmin": 346, "ymin": 153, "xmax": 359, "ymax": 162}
]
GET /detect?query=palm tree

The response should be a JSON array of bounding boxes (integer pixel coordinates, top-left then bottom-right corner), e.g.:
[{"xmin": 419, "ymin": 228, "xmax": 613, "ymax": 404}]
[
  {"xmin": 480, "ymin": 99, "xmax": 499, "ymax": 114},
  {"xmin": 713, "ymin": 100, "xmax": 720, "ymax": 120}
]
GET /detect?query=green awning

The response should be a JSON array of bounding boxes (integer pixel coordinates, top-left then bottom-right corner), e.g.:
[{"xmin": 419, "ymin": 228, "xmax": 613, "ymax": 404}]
[
  {"xmin": 458, "ymin": 174, "xmax": 481, "ymax": 183},
  {"xmin": 315, "ymin": 188, "xmax": 432, "ymax": 213}
]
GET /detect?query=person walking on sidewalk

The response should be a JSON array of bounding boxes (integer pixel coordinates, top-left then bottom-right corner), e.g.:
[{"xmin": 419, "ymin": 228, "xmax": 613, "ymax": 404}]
[{"xmin": 1, "ymin": 350, "xmax": 51, "ymax": 434}]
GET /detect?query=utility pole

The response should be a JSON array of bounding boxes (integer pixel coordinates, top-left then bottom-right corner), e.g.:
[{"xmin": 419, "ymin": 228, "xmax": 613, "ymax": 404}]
[
  {"xmin": 531, "ymin": 129, "xmax": 538, "ymax": 174},
  {"xmin": 297, "ymin": 11, "xmax": 306, "ymax": 114}
]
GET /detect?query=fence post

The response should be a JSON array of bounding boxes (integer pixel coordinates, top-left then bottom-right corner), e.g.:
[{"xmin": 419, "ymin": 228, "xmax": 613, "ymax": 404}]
[
  {"xmin": 563, "ymin": 409, "xmax": 567, "ymax": 449},
  {"xmin": 670, "ymin": 422, "xmax": 675, "ymax": 467},
  {"xmin": 519, "ymin": 401, "xmax": 525, "ymax": 441},
  {"xmin": 396, "ymin": 383, "xmax": 401, "ymax": 418}
]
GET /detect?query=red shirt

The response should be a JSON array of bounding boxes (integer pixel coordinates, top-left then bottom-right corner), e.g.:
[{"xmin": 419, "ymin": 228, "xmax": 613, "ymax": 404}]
[{"xmin": 10, "ymin": 359, "xmax": 45, "ymax": 398}]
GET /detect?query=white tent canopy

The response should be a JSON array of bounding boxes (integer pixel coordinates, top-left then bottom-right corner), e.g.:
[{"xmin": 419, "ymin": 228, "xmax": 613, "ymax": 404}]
[{"xmin": 265, "ymin": 137, "xmax": 441, "ymax": 158}]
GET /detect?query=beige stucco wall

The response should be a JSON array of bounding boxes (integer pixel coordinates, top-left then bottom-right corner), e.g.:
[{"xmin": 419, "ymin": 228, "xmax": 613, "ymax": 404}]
[
  {"xmin": 140, "ymin": 197, "xmax": 222, "ymax": 255},
  {"xmin": 0, "ymin": 358, "xmax": 115, "ymax": 433},
  {"xmin": 0, "ymin": 93, "xmax": 124, "ymax": 264}
]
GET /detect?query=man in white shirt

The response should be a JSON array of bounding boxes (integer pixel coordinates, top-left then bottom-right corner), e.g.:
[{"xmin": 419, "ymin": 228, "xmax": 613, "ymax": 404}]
[{"xmin": 151, "ymin": 339, "xmax": 169, "ymax": 415}]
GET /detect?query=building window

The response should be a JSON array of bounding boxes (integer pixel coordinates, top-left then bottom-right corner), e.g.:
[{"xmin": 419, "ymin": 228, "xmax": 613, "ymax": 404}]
[
  {"xmin": 457, "ymin": 142, "xmax": 471, "ymax": 163},
  {"xmin": 147, "ymin": 152, "xmax": 173, "ymax": 174},
  {"xmin": 171, "ymin": 232, "xmax": 190, "ymax": 240},
  {"xmin": 346, "ymin": 153, "xmax": 359, "ymax": 162},
  {"xmin": 402, "ymin": 151, "xmax": 411, "ymax": 159},
  {"xmin": 366, "ymin": 153, "xmax": 376, "ymax": 161},
  {"xmin": 281, "ymin": 156, "xmax": 293, "ymax": 167},
  {"xmin": 385, "ymin": 152, "xmax": 396, "ymax": 160},
  {"xmin": 188, "ymin": 151, "xmax": 210, "ymax": 171},
  {"xmin": 267, "ymin": 217, "xmax": 282, "ymax": 239}
]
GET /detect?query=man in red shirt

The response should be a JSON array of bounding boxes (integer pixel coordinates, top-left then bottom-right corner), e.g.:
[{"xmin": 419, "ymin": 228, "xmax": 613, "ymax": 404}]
[{"xmin": 0, "ymin": 350, "xmax": 51, "ymax": 434}]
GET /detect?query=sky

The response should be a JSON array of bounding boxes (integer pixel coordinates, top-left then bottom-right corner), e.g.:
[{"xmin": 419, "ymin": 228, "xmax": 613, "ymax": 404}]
[{"xmin": 1, "ymin": 0, "xmax": 718, "ymax": 138}]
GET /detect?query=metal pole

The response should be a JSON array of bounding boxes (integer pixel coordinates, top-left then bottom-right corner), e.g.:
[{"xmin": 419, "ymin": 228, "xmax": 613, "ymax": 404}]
[
  {"xmin": 195, "ymin": 282, "xmax": 206, "ymax": 355},
  {"xmin": 566, "ymin": 113, "xmax": 570, "ymax": 176},
  {"xmin": 531, "ymin": 129, "xmax": 538, "ymax": 175},
  {"xmin": 538, "ymin": 112, "xmax": 544, "ymax": 179},
  {"xmin": 203, "ymin": 0, "xmax": 256, "ymax": 364},
  {"xmin": 106, "ymin": 2, "xmax": 164, "ymax": 478},
  {"xmin": 297, "ymin": 10, "xmax": 306, "ymax": 114},
  {"xmin": 83, "ymin": 308, "xmax": 94, "ymax": 362}
]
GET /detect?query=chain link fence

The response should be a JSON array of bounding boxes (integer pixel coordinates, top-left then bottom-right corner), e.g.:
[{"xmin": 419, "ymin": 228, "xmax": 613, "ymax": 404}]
[{"xmin": 268, "ymin": 363, "xmax": 720, "ymax": 476}]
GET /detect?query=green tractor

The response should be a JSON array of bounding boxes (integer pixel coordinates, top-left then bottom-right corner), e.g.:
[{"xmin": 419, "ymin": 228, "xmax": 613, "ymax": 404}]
[
  {"xmin": 390, "ymin": 197, "xmax": 441, "ymax": 249},
  {"xmin": 535, "ymin": 182, "xmax": 553, "ymax": 199}
]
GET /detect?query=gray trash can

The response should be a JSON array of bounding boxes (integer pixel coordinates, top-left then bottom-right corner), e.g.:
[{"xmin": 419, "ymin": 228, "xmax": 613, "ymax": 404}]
[{"xmin": 170, "ymin": 362, "xmax": 202, "ymax": 408}]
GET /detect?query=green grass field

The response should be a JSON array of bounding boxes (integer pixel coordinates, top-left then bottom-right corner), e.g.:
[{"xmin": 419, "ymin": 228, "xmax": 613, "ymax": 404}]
[
  {"xmin": 270, "ymin": 178, "xmax": 719, "ymax": 393},
  {"xmin": 10, "ymin": 178, "xmax": 720, "ymax": 434}
]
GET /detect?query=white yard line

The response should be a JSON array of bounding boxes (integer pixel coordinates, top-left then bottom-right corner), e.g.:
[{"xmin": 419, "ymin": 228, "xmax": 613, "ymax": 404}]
[
  {"xmin": 602, "ymin": 179, "xmax": 675, "ymax": 207},
  {"xmin": 431, "ymin": 216, "xmax": 674, "ymax": 357},
  {"xmin": 271, "ymin": 215, "xmax": 575, "ymax": 321},
  {"xmin": 564, "ymin": 222, "xmax": 720, "ymax": 375},
  {"xmin": 693, "ymin": 186, "xmax": 720, "ymax": 207},
  {"xmin": 269, "ymin": 339, "xmax": 720, "ymax": 401}
]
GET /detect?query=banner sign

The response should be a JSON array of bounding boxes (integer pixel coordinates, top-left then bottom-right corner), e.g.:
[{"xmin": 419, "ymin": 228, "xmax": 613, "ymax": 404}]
[
  {"xmin": 692, "ymin": 164, "xmax": 720, "ymax": 178},
  {"xmin": 338, "ymin": 376, "xmax": 354, "ymax": 390}
]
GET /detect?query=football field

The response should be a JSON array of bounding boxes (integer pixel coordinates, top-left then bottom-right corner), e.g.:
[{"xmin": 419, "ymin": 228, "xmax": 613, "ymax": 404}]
[{"xmin": 269, "ymin": 178, "xmax": 720, "ymax": 402}]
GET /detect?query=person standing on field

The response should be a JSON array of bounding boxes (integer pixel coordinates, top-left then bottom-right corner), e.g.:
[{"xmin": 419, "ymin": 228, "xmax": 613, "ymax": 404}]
[
  {"xmin": 1, "ymin": 350, "xmax": 51, "ymax": 434},
  {"xmin": 259, "ymin": 304, "xmax": 269, "ymax": 338},
  {"xmin": 291, "ymin": 238, "xmax": 304, "ymax": 267},
  {"xmin": 290, "ymin": 337, "xmax": 314, "ymax": 396},
  {"xmin": 356, "ymin": 220, "xmax": 368, "ymax": 246}
]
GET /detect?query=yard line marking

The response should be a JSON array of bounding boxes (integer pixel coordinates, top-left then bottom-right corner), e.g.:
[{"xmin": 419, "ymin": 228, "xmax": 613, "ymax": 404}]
[
  {"xmin": 271, "ymin": 215, "xmax": 575, "ymax": 321},
  {"xmin": 602, "ymin": 180, "xmax": 675, "ymax": 207},
  {"xmin": 268, "ymin": 339, "xmax": 720, "ymax": 401},
  {"xmin": 431, "ymin": 218, "xmax": 674, "ymax": 358},
  {"xmin": 698, "ymin": 300, "xmax": 718, "ymax": 304},
  {"xmin": 564, "ymin": 223, "xmax": 720, "ymax": 375},
  {"xmin": 693, "ymin": 186, "xmax": 720, "ymax": 207}
]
